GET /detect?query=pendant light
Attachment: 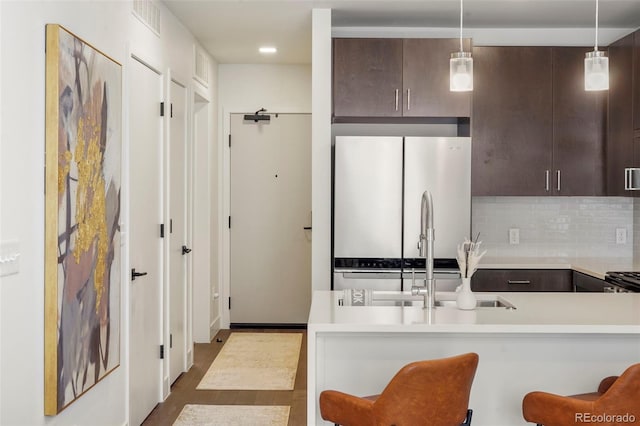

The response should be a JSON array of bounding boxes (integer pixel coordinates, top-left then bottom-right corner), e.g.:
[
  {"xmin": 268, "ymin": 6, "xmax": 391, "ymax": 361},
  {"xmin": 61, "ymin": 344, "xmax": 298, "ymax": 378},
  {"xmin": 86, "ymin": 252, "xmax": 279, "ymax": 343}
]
[
  {"xmin": 450, "ymin": 0, "xmax": 473, "ymax": 92},
  {"xmin": 585, "ymin": 0, "xmax": 609, "ymax": 91}
]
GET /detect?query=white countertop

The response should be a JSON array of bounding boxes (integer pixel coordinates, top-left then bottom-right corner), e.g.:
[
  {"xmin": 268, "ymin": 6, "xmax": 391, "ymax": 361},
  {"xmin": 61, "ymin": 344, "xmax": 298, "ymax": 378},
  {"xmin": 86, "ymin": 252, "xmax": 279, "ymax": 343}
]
[
  {"xmin": 308, "ymin": 291, "xmax": 640, "ymax": 333},
  {"xmin": 477, "ymin": 256, "xmax": 640, "ymax": 280}
]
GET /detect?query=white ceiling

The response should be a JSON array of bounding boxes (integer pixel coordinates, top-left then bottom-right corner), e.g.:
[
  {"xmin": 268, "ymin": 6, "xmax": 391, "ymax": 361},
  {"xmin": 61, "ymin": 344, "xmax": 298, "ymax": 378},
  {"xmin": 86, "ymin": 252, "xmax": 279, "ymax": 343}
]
[{"xmin": 163, "ymin": 0, "xmax": 640, "ymax": 64}]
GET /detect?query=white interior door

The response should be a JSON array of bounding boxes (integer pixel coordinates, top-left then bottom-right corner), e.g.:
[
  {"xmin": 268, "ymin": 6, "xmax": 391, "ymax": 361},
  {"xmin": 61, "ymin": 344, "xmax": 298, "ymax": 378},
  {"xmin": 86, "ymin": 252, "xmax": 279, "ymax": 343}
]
[
  {"xmin": 129, "ymin": 57, "xmax": 163, "ymax": 426},
  {"xmin": 169, "ymin": 80, "xmax": 187, "ymax": 384},
  {"xmin": 229, "ymin": 113, "xmax": 311, "ymax": 324}
]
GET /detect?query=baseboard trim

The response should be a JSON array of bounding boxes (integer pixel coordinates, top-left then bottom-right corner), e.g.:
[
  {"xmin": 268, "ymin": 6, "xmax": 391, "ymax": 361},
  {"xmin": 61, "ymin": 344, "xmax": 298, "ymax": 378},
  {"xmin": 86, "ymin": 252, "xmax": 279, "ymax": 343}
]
[
  {"xmin": 210, "ymin": 316, "xmax": 221, "ymax": 340},
  {"xmin": 230, "ymin": 323, "xmax": 308, "ymax": 330}
]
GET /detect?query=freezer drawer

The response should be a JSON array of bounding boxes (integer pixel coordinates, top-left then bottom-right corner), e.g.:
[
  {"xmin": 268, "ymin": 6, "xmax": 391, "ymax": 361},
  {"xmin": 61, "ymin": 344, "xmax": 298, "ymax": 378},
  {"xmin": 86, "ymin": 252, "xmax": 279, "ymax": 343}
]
[
  {"xmin": 333, "ymin": 271, "xmax": 402, "ymax": 291},
  {"xmin": 403, "ymin": 137, "xmax": 471, "ymax": 259},
  {"xmin": 334, "ymin": 136, "xmax": 403, "ymax": 259}
]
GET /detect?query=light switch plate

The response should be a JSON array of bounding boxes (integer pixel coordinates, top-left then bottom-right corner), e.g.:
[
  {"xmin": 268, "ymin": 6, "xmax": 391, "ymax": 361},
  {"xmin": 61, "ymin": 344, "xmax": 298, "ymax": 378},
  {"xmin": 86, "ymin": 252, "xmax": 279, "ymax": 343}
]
[
  {"xmin": 0, "ymin": 240, "xmax": 21, "ymax": 277},
  {"xmin": 509, "ymin": 228, "xmax": 520, "ymax": 245}
]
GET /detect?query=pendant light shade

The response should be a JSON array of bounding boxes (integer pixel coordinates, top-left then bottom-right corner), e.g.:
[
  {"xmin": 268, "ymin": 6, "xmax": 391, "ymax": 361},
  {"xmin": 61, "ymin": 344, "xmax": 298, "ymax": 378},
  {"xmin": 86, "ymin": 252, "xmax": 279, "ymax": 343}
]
[
  {"xmin": 585, "ymin": 51, "xmax": 609, "ymax": 91},
  {"xmin": 450, "ymin": 0, "xmax": 473, "ymax": 92},
  {"xmin": 450, "ymin": 52, "xmax": 473, "ymax": 91},
  {"xmin": 585, "ymin": 0, "xmax": 609, "ymax": 91}
]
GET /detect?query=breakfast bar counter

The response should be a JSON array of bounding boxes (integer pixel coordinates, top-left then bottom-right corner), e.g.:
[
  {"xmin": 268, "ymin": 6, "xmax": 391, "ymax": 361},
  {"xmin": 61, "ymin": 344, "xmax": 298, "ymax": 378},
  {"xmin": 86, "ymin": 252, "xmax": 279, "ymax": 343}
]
[{"xmin": 307, "ymin": 291, "xmax": 640, "ymax": 425}]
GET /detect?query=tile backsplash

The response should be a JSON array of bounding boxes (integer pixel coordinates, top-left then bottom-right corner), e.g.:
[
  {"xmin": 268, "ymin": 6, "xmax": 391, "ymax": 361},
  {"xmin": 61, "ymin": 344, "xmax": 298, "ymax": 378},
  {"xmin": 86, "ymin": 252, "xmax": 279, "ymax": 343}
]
[{"xmin": 472, "ymin": 197, "xmax": 634, "ymax": 258}]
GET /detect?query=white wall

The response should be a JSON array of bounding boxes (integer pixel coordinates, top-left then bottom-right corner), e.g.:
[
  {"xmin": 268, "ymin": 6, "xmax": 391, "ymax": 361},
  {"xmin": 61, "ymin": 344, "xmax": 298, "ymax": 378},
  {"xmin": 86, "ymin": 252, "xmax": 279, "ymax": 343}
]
[
  {"xmin": 218, "ymin": 64, "xmax": 311, "ymax": 112},
  {"xmin": 312, "ymin": 10, "xmax": 332, "ymax": 293},
  {"xmin": 217, "ymin": 63, "xmax": 311, "ymax": 327},
  {"xmin": 209, "ymin": 63, "xmax": 220, "ymax": 339},
  {"xmin": 0, "ymin": 1, "xmax": 216, "ymax": 424}
]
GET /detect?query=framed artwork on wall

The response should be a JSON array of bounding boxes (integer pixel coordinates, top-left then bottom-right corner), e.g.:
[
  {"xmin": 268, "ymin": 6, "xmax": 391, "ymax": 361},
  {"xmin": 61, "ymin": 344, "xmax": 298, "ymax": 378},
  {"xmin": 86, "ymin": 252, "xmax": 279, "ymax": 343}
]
[{"xmin": 44, "ymin": 24, "xmax": 122, "ymax": 415}]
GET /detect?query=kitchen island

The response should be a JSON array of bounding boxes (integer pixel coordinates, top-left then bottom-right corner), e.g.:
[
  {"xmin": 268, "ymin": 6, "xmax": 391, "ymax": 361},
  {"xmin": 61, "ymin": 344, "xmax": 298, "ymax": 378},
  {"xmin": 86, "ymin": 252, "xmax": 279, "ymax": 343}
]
[{"xmin": 307, "ymin": 291, "xmax": 640, "ymax": 425}]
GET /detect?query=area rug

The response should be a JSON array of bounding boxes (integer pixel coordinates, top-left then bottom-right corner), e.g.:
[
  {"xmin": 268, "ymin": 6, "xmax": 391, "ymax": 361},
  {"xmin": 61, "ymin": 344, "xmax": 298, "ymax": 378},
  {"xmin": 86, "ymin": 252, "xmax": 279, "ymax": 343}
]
[
  {"xmin": 173, "ymin": 404, "xmax": 290, "ymax": 426},
  {"xmin": 196, "ymin": 332, "xmax": 302, "ymax": 390}
]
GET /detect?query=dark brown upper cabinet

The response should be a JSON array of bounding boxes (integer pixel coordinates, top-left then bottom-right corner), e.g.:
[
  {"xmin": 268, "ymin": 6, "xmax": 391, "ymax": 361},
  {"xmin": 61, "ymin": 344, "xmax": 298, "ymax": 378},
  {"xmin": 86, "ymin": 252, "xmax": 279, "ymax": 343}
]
[
  {"xmin": 552, "ymin": 47, "xmax": 606, "ymax": 196},
  {"xmin": 402, "ymin": 38, "xmax": 471, "ymax": 117},
  {"xmin": 472, "ymin": 47, "xmax": 553, "ymax": 196},
  {"xmin": 472, "ymin": 46, "xmax": 606, "ymax": 196},
  {"xmin": 634, "ymin": 30, "xmax": 640, "ymax": 131},
  {"xmin": 332, "ymin": 38, "xmax": 403, "ymax": 118},
  {"xmin": 607, "ymin": 32, "xmax": 634, "ymax": 196},
  {"xmin": 332, "ymin": 38, "xmax": 471, "ymax": 119}
]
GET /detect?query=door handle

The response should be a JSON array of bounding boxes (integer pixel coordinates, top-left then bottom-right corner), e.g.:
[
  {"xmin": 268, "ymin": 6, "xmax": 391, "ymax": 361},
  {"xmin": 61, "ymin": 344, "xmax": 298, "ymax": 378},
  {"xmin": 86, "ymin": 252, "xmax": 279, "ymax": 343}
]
[
  {"xmin": 131, "ymin": 268, "xmax": 148, "ymax": 281},
  {"xmin": 303, "ymin": 226, "xmax": 312, "ymax": 230},
  {"xmin": 556, "ymin": 170, "xmax": 561, "ymax": 192},
  {"xmin": 182, "ymin": 245, "xmax": 192, "ymax": 255}
]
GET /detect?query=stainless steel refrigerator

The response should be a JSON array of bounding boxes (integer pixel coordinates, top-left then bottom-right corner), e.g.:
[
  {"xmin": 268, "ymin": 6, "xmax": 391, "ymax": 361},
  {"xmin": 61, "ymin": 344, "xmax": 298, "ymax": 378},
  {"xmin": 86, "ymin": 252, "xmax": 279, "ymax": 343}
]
[{"xmin": 333, "ymin": 136, "xmax": 471, "ymax": 291}]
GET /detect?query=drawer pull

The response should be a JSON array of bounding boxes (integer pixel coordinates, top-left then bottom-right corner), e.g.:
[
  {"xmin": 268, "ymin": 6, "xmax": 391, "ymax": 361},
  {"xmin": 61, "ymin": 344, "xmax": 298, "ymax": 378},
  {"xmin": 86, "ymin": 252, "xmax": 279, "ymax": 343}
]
[{"xmin": 508, "ymin": 280, "xmax": 531, "ymax": 285}]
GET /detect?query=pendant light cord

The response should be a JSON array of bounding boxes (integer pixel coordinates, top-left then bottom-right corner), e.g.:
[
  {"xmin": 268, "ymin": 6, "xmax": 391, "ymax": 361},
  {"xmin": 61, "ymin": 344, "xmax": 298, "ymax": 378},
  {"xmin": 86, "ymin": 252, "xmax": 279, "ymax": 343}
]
[
  {"xmin": 459, "ymin": 0, "xmax": 464, "ymax": 52},
  {"xmin": 594, "ymin": 0, "xmax": 599, "ymax": 51}
]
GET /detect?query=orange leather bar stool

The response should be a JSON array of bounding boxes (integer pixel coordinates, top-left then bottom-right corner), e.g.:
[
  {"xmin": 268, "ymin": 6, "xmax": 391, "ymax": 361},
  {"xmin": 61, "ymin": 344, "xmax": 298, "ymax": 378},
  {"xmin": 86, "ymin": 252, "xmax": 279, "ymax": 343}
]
[
  {"xmin": 319, "ymin": 352, "xmax": 479, "ymax": 426},
  {"xmin": 522, "ymin": 362, "xmax": 640, "ymax": 426}
]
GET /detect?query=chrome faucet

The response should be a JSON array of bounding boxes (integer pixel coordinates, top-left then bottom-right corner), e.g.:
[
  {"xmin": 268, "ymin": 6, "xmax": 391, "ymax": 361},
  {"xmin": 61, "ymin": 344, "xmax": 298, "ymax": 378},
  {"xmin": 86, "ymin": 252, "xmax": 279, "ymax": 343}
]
[{"xmin": 412, "ymin": 190, "xmax": 435, "ymax": 309}]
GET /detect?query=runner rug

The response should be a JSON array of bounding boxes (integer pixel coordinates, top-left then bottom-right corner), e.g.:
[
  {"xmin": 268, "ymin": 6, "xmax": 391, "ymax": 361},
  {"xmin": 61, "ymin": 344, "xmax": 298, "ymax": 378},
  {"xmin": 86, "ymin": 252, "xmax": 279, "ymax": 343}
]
[
  {"xmin": 173, "ymin": 404, "xmax": 290, "ymax": 426},
  {"xmin": 196, "ymin": 332, "xmax": 302, "ymax": 390}
]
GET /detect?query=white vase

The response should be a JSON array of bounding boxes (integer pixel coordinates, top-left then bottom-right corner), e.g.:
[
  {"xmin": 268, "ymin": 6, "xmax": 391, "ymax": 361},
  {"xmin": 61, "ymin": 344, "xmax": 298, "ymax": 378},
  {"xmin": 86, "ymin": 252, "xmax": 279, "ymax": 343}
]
[{"xmin": 456, "ymin": 277, "xmax": 477, "ymax": 310}]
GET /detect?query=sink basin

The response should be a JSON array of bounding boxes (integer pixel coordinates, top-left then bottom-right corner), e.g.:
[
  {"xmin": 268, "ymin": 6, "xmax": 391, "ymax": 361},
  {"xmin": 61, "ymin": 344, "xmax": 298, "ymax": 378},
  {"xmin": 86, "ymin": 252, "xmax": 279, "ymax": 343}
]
[
  {"xmin": 337, "ymin": 289, "xmax": 516, "ymax": 310},
  {"xmin": 364, "ymin": 299, "xmax": 424, "ymax": 307},
  {"xmin": 434, "ymin": 299, "xmax": 514, "ymax": 308}
]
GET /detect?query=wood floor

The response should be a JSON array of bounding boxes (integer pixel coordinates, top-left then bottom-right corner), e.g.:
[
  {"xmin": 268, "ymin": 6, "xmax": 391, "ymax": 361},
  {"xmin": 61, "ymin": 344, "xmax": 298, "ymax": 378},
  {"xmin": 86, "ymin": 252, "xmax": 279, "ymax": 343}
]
[{"xmin": 142, "ymin": 329, "xmax": 307, "ymax": 426}]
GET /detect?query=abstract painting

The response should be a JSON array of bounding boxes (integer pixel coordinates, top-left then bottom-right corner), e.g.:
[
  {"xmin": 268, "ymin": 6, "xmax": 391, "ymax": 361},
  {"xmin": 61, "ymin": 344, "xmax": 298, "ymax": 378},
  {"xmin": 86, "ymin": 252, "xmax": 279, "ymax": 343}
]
[{"xmin": 44, "ymin": 24, "xmax": 121, "ymax": 415}]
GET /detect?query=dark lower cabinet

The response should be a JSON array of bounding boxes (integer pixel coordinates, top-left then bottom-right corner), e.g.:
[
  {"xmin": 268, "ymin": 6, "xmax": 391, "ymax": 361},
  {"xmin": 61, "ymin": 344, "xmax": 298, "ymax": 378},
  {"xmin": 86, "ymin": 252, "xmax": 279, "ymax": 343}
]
[
  {"xmin": 471, "ymin": 269, "xmax": 573, "ymax": 292},
  {"xmin": 573, "ymin": 271, "xmax": 607, "ymax": 292}
]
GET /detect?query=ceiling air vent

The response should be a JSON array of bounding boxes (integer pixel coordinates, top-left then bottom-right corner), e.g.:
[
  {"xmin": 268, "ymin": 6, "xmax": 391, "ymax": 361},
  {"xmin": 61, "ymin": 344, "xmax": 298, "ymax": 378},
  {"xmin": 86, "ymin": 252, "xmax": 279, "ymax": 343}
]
[
  {"xmin": 132, "ymin": 0, "xmax": 161, "ymax": 36},
  {"xmin": 194, "ymin": 46, "xmax": 210, "ymax": 87}
]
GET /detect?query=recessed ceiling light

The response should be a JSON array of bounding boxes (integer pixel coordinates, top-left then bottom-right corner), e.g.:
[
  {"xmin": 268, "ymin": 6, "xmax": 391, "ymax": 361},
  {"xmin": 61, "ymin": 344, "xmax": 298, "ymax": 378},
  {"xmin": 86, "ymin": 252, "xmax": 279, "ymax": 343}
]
[{"xmin": 259, "ymin": 46, "xmax": 277, "ymax": 54}]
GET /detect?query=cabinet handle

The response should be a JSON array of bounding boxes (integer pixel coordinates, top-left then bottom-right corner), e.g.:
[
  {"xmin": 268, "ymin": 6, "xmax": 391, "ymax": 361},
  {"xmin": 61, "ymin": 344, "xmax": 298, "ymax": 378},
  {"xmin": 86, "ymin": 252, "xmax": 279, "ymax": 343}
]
[
  {"xmin": 508, "ymin": 280, "xmax": 531, "ymax": 285},
  {"xmin": 545, "ymin": 170, "xmax": 550, "ymax": 192},
  {"xmin": 556, "ymin": 170, "xmax": 561, "ymax": 192},
  {"xmin": 625, "ymin": 168, "xmax": 631, "ymax": 190},
  {"xmin": 395, "ymin": 89, "xmax": 399, "ymax": 111},
  {"xmin": 407, "ymin": 88, "xmax": 411, "ymax": 111}
]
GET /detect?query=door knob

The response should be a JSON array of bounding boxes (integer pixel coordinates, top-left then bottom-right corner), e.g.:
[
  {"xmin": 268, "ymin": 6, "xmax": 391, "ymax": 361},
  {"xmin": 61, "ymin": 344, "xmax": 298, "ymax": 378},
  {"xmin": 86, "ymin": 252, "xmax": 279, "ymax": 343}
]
[
  {"xmin": 182, "ymin": 245, "xmax": 192, "ymax": 255},
  {"xmin": 131, "ymin": 268, "xmax": 148, "ymax": 281}
]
